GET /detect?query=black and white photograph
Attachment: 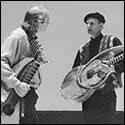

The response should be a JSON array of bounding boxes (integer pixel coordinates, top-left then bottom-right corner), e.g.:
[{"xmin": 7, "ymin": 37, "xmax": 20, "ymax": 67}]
[{"xmin": 1, "ymin": 1, "xmax": 124, "ymax": 124}]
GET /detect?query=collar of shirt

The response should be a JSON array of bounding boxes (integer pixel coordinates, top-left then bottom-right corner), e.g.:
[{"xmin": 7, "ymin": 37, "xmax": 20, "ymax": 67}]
[{"xmin": 90, "ymin": 33, "xmax": 103, "ymax": 42}]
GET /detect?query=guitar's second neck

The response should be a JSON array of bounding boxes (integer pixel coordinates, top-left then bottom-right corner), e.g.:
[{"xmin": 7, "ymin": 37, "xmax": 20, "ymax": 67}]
[
  {"xmin": 21, "ymin": 60, "xmax": 40, "ymax": 84},
  {"xmin": 108, "ymin": 53, "xmax": 124, "ymax": 66}
]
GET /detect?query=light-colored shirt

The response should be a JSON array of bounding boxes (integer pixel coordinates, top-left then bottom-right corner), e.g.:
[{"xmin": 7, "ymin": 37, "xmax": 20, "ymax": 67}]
[{"xmin": 1, "ymin": 27, "xmax": 41, "ymax": 91}]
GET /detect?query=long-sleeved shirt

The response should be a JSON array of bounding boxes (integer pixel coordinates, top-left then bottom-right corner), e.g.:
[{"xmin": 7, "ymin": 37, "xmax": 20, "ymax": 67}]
[{"xmin": 1, "ymin": 27, "xmax": 41, "ymax": 91}]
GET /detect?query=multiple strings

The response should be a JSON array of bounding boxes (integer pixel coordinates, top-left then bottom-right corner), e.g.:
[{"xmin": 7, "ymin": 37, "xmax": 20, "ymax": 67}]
[
  {"xmin": 102, "ymin": 53, "xmax": 124, "ymax": 66},
  {"xmin": 20, "ymin": 36, "xmax": 48, "ymax": 118},
  {"xmin": 1, "ymin": 36, "xmax": 48, "ymax": 118},
  {"xmin": 24, "ymin": 36, "xmax": 48, "ymax": 64}
]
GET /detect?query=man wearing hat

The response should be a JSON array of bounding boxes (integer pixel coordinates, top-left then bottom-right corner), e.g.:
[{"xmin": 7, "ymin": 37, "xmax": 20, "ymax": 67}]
[
  {"xmin": 72, "ymin": 12, "xmax": 124, "ymax": 124},
  {"xmin": 1, "ymin": 4, "xmax": 50, "ymax": 124}
]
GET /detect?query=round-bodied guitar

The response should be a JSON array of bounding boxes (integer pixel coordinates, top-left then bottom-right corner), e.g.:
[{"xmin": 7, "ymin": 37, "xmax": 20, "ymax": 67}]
[{"xmin": 59, "ymin": 45, "xmax": 124, "ymax": 103}]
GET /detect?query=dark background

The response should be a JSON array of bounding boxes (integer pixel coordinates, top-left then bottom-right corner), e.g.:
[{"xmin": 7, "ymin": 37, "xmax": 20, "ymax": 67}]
[{"xmin": 37, "ymin": 111, "xmax": 124, "ymax": 124}]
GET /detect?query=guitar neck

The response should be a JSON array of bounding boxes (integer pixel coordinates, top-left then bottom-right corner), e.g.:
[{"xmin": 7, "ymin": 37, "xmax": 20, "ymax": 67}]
[
  {"xmin": 107, "ymin": 53, "xmax": 124, "ymax": 66},
  {"xmin": 22, "ymin": 60, "xmax": 40, "ymax": 84}
]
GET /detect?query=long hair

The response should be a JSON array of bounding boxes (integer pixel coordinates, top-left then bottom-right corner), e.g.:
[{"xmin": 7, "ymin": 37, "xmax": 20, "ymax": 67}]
[{"xmin": 21, "ymin": 4, "xmax": 49, "ymax": 32}]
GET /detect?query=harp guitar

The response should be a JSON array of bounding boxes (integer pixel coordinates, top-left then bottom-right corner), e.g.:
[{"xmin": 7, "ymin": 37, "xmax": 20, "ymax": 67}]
[
  {"xmin": 1, "ymin": 58, "xmax": 41, "ymax": 124},
  {"xmin": 59, "ymin": 45, "xmax": 124, "ymax": 103},
  {"xmin": 1, "ymin": 36, "xmax": 48, "ymax": 124}
]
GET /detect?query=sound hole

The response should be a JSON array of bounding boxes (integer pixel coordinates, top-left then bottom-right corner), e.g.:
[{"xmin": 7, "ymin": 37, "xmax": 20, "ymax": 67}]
[{"xmin": 3, "ymin": 104, "xmax": 14, "ymax": 116}]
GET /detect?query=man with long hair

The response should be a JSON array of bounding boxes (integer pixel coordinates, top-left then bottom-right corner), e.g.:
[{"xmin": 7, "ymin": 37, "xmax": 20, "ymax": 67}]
[{"xmin": 1, "ymin": 4, "xmax": 50, "ymax": 124}]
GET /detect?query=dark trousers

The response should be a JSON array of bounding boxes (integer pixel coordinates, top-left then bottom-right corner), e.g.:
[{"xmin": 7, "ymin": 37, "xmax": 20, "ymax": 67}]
[
  {"xmin": 20, "ymin": 89, "xmax": 39, "ymax": 124},
  {"xmin": 82, "ymin": 90, "xmax": 117, "ymax": 124}
]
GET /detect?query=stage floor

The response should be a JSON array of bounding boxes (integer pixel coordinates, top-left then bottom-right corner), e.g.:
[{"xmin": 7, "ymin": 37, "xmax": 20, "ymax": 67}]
[{"xmin": 37, "ymin": 111, "xmax": 124, "ymax": 124}]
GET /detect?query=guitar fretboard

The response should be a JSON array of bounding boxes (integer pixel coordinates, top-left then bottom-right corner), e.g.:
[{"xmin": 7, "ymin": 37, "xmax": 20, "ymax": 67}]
[
  {"xmin": 106, "ymin": 53, "xmax": 124, "ymax": 66},
  {"xmin": 22, "ymin": 60, "xmax": 40, "ymax": 84}
]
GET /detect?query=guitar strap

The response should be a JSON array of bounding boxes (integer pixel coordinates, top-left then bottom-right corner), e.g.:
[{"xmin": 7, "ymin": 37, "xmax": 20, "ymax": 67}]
[
  {"xmin": 79, "ymin": 35, "xmax": 113, "ymax": 65},
  {"xmin": 79, "ymin": 42, "xmax": 90, "ymax": 65}
]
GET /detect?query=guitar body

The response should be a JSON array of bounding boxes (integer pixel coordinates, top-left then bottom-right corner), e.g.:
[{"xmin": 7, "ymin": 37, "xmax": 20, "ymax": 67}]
[
  {"xmin": 1, "ymin": 101, "xmax": 20, "ymax": 124},
  {"xmin": 1, "ymin": 37, "xmax": 47, "ymax": 124},
  {"xmin": 78, "ymin": 45, "xmax": 124, "ymax": 89},
  {"xmin": 60, "ymin": 45, "xmax": 124, "ymax": 102},
  {"xmin": 1, "ymin": 58, "xmax": 35, "ymax": 124},
  {"xmin": 59, "ymin": 66, "xmax": 95, "ymax": 102},
  {"xmin": 78, "ymin": 59, "xmax": 115, "ymax": 89}
]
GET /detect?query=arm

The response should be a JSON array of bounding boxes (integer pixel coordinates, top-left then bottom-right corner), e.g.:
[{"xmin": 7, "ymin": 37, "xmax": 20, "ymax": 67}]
[
  {"xmin": 113, "ymin": 37, "xmax": 124, "ymax": 73},
  {"xmin": 1, "ymin": 36, "xmax": 30, "ymax": 97},
  {"xmin": 1, "ymin": 37, "xmax": 22, "ymax": 89}
]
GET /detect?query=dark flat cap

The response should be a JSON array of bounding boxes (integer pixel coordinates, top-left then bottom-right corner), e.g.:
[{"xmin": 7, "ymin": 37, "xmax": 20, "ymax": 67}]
[{"xmin": 84, "ymin": 12, "xmax": 105, "ymax": 24}]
